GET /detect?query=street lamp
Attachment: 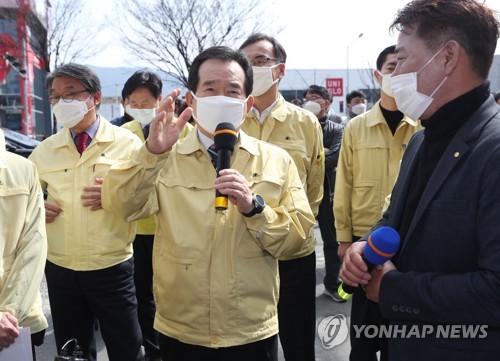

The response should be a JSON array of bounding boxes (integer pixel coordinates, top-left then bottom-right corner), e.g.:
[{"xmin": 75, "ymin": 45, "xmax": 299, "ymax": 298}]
[{"xmin": 346, "ymin": 33, "xmax": 363, "ymax": 96}]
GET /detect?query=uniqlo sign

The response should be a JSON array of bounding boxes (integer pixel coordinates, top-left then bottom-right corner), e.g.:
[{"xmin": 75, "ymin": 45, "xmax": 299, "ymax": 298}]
[{"xmin": 326, "ymin": 78, "xmax": 343, "ymax": 97}]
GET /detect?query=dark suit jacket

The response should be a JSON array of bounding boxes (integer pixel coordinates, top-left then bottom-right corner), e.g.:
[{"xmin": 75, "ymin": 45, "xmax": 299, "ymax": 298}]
[{"xmin": 372, "ymin": 96, "xmax": 500, "ymax": 361}]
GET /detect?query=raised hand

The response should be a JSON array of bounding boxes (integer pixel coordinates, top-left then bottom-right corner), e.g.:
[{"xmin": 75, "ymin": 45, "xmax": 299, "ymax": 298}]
[{"xmin": 146, "ymin": 89, "xmax": 193, "ymax": 154}]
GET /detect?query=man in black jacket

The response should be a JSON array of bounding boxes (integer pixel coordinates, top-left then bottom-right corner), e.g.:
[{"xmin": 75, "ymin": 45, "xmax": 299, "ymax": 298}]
[
  {"xmin": 341, "ymin": 1, "xmax": 500, "ymax": 360},
  {"xmin": 303, "ymin": 85, "xmax": 345, "ymax": 302}
]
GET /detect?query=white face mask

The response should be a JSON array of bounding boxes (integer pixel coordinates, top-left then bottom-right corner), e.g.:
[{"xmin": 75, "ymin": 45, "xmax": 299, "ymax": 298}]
[
  {"xmin": 125, "ymin": 104, "xmax": 157, "ymax": 126},
  {"xmin": 351, "ymin": 103, "xmax": 367, "ymax": 115},
  {"xmin": 53, "ymin": 95, "xmax": 95, "ymax": 129},
  {"xmin": 251, "ymin": 64, "xmax": 280, "ymax": 97},
  {"xmin": 192, "ymin": 94, "xmax": 247, "ymax": 135},
  {"xmin": 377, "ymin": 70, "xmax": 393, "ymax": 98},
  {"xmin": 390, "ymin": 47, "xmax": 447, "ymax": 120},
  {"xmin": 302, "ymin": 100, "xmax": 322, "ymax": 116}
]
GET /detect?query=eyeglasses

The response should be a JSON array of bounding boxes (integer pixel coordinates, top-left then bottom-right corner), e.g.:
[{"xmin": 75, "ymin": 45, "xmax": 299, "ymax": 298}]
[
  {"xmin": 49, "ymin": 89, "xmax": 90, "ymax": 105},
  {"xmin": 250, "ymin": 55, "xmax": 278, "ymax": 67}
]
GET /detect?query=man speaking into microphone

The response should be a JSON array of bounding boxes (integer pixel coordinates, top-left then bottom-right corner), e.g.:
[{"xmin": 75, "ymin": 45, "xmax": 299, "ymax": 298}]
[{"xmin": 102, "ymin": 46, "xmax": 315, "ymax": 361}]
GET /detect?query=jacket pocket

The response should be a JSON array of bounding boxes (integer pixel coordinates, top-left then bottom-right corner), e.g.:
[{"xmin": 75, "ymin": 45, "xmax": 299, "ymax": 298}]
[
  {"xmin": 156, "ymin": 176, "xmax": 212, "ymax": 264},
  {"xmin": 239, "ymin": 175, "xmax": 285, "ymax": 258},
  {"xmin": 93, "ymin": 157, "xmax": 119, "ymax": 179},
  {"xmin": 352, "ymin": 180, "xmax": 380, "ymax": 229}
]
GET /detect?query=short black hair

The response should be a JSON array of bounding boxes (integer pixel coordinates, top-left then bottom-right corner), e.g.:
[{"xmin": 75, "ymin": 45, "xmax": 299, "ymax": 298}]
[
  {"xmin": 390, "ymin": 0, "xmax": 499, "ymax": 79},
  {"xmin": 122, "ymin": 71, "xmax": 162, "ymax": 100},
  {"xmin": 239, "ymin": 33, "xmax": 287, "ymax": 64},
  {"xmin": 376, "ymin": 45, "xmax": 396, "ymax": 71},
  {"xmin": 306, "ymin": 85, "xmax": 331, "ymax": 101},
  {"xmin": 46, "ymin": 63, "xmax": 101, "ymax": 94},
  {"xmin": 188, "ymin": 46, "xmax": 253, "ymax": 97},
  {"xmin": 347, "ymin": 90, "xmax": 366, "ymax": 104}
]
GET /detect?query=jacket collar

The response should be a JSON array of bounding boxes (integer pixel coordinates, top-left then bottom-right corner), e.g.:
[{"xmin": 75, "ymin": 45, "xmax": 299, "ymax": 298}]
[
  {"xmin": 455, "ymin": 95, "xmax": 500, "ymax": 143},
  {"xmin": 366, "ymin": 101, "xmax": 419, "ymax": 128},
  {"xmin": 247, "ymin": 94, "xmax": 288, "ymax": 123},
  {"xmin": 177, "ymin": 125, "xmax": 259, "ymax": 157},
  {"xmin": 49, "ymin": 116, "xmax": 115, "ymax": 150},
  {"xmin": 398, "ymin": 96, "xmax": 499, "ymax": 255}
]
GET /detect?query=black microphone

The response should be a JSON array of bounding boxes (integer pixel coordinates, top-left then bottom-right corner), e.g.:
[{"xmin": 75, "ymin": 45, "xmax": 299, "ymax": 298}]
[
  {"xmin": 213, "ymin": 122, "xmax": 238, "ymax": 210},
  {"xmin": 337, "ymin": 227, "xmax": 400, "ymax": 300}
]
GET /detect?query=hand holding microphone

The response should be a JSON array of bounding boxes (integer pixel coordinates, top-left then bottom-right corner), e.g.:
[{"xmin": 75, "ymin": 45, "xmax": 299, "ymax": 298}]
[
  {"xmin": 213, "ymin": 123, "xmax": 264, "ymax": 215},
  {"xmin": 338, "ymin": 227, "xmax": 400, "ymax": 300}
]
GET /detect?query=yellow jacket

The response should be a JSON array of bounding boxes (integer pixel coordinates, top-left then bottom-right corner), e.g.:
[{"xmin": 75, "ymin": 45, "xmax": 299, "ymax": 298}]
[
  {"xmin": 334, "ymin": 101, "xmax": 422, "ymax": 241},
  {"xmin": 28, "ymin": 118, "xmax": 143, "ymax": 270},
  {"xmin": 102, "ymin": 128, "xmax": 315, "ymax": 347},
  {"xmin": 121, "ymin": 120, "xmax": 193, "ymax": 234},
  {"xmin": 242, "ymin": 95, "xmax": 324, "ymax": 259},
  {"xmin": 0, "ymin": 151, "xmax": 48, "ymax": 333}
]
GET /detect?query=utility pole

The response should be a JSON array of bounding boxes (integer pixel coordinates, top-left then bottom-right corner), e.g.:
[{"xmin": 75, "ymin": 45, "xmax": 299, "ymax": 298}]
[
  {"xmin": 346, "ymin": 33, "xmax": 363, "ymax": 96},
  {"xmin": 17, "ymin": 0, "xmax": 32, "ymax": 136}
]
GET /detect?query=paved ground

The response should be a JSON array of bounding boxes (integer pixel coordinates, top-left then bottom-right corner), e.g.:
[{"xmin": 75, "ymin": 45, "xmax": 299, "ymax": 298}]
[{"xmin": 36, "ymin": 224, "xmax": 352, "ymax": 361}]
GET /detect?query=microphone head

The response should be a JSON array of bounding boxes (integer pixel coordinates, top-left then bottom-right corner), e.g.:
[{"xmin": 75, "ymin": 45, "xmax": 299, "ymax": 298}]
[
  {"xmin": 363, "ymin": 227, "xmax": 400, "ymax": 266},
  {"xmin": 214, "ymin": 122, "xmax": 238, "ymax": 151}
]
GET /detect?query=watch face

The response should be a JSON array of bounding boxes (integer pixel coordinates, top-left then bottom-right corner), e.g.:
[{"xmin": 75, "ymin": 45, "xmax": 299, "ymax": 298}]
[{"xmin": 254, "ymin": 194, "xmax": 265, "ymax": 212}]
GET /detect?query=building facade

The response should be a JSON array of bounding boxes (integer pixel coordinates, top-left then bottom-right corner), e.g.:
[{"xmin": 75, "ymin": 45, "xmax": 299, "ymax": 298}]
[{"xmin": 0, "ymin": 0, "xmax": 50, "ymax": 138}]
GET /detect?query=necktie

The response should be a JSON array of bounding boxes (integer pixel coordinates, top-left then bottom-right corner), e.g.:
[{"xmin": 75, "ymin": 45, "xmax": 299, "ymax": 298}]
[
  {"xmin": 143, "ymin": 124, "xmax": 150, "ymax": 139},
  {"xmin": 208, "ymin": 144, "xmax": 218, "ymax": 168},
  {"xmin": 76, "ymin": 132, "xmax": 89, "ymax": 154}
]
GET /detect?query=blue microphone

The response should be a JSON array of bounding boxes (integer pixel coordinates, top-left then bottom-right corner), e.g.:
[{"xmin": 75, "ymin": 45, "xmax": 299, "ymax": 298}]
[{"xmin": 337, "ymin": 227, "xmax": 400, "ymax": 300}]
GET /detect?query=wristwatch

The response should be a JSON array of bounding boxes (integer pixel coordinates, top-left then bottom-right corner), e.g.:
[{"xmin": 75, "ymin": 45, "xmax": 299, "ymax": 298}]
[{"xmin": 242, "ymin": 194, "xmax": 266, "ymax": 217}]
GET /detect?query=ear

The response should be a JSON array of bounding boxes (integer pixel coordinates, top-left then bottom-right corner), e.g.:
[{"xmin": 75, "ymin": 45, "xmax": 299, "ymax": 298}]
[
  {"xmin": 93, "ymin": 91, "xmax": 101, "ymax": 106},
  {"xmin": 276, "ymin": 63, "xmax": 286, "ymax": 79},
  {"xmin": 442, "ymin": 40, "xmax": 460, "ymax": 76},
  {"xmin": 245, "ymin": 95, "xmax": 254, "ymax": 112},
  {"xmin": 373, "ymin": 69, "xmax": 383, "ymax": 87},
  {"xmin": 185, "ymin": 91, "xmax": 194, "ymax": 107}
]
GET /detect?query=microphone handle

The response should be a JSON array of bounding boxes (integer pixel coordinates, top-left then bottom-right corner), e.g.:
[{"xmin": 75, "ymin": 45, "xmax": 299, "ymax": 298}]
[
  {"xmin": 215, "ymin": 149, "xmax": 232, "ymax": 210},
  {"xmin": 338, "ymin": 256, "xmax": 376, "ymax": 299}
]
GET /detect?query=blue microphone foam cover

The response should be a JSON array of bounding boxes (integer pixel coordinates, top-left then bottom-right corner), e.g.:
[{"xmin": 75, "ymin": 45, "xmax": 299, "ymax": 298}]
[{"xmin": 363, "ymin": 227, "xmax": 400, "ymax": 266}]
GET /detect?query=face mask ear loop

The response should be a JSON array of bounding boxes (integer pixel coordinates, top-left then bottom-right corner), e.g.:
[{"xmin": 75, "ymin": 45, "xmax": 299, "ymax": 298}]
[
  {"xmin": 430, "ymin": 76, "xmax": 448, "ymax": 98},
  {"xmin": 85, "ymin": 93, "xmax": 97, "ymax": 113},
  {"xmin": 417, "ymin": 46, "xmax": 445, "ymax": 75}
]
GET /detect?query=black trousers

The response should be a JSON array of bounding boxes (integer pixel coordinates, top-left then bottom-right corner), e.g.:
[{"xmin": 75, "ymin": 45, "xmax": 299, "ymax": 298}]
[
  {"xmin": 278, "ymin": 251, "xmax": 316, "ymax": 361},
  {"xmin": 159, "ymin": 333, "xmax": 278, "ymax": 361},
  {"xmin": 45, "ymin": 259, "xmax": 143, "ymax": 361},
  {"xmin": 134, "ymin": 234, "xmax": 160, "ymax": 359},
  {"xmin": 317, "ymin": 178, "xmax": 341, "ymax": 291},
  {"xmin": 349, "ymin": 289, "xmax": 388, "ymax": 361},
  {"xmin": 31, "ymin": 329, "xmax": 45, "ymax": 361}
]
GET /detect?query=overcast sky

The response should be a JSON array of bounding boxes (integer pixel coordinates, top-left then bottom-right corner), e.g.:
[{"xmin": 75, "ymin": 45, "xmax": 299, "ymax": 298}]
[{"xmin": 87, "ymin": 0, "xmax": 500, "ymax": 70}]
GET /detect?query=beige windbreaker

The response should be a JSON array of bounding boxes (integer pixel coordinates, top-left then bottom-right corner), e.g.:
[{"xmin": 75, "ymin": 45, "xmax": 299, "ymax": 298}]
[
  {"xmin": 0, "ymin": 151, "xmax": 48, "ymax": 333},
  {"xmin": 102, "ymin": 129, "xmax": 315, "ymax": 347}
]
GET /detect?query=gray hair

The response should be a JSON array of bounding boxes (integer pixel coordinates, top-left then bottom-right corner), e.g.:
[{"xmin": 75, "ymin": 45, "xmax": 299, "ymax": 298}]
[{"xmin": 46, "ymin": 63, "xmax": 101, "ymax": 94}]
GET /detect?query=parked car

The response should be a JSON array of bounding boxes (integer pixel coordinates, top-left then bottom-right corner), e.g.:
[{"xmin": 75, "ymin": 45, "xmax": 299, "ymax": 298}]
[{"xmin": 1, "ymin": 127, "xmax": 40, "ymax": 157}]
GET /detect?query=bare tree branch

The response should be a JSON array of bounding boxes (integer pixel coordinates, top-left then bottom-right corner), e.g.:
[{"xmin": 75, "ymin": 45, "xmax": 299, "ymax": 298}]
[
  {"xmin": 115, "ymin": 0, "xmax": 281, "ymax": 88},
  {"xmin": 47, "ymin": 0, "xmax": 106, "ymax": 70},
  {"xmin": 358, "ymin": 60, "xmax": 379, "ymax": 104}
]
